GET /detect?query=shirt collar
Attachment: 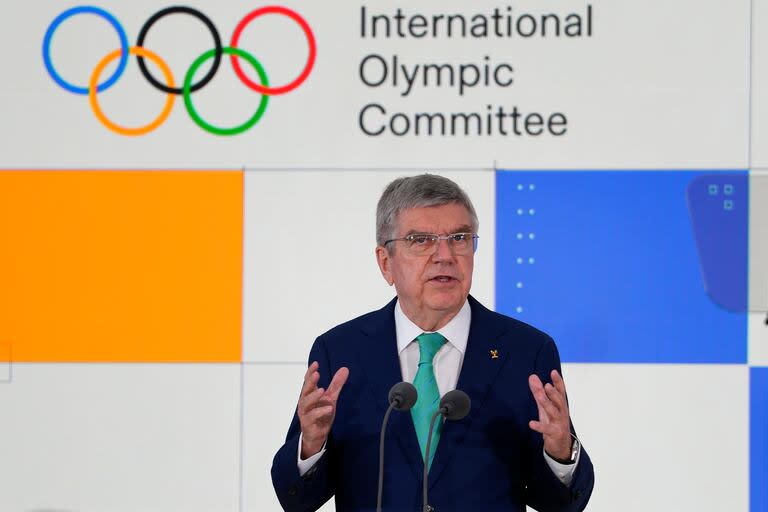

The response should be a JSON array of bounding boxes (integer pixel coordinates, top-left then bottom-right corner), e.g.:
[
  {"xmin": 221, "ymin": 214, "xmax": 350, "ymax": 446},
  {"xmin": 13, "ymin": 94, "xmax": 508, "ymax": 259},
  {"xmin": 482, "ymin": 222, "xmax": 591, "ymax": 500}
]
[{"xmin": 395, "ymin": 298, "xmax": 471, "ymax": 354}]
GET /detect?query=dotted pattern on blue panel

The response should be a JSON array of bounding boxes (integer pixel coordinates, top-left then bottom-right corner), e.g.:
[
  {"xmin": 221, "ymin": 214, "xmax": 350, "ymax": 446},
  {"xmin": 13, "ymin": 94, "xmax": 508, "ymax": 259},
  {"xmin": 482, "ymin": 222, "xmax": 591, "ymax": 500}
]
[{"xmin": 495, "ymin": 170, "xmax": 748, "ymax": 364}]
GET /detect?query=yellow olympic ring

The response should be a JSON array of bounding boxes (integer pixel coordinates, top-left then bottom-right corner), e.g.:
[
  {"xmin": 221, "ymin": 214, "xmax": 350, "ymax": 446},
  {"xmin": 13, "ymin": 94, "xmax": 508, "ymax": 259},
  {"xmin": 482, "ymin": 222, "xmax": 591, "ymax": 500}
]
[{"xmin": 89, "ymin": 46, "xmax": 175, "ymax": 136}]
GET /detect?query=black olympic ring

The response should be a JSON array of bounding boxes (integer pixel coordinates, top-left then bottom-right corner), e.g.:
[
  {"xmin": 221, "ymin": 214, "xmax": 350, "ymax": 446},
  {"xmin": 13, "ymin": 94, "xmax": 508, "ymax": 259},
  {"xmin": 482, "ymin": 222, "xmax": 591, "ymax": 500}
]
[{"xmin": 136, "ymin": 6, "xmax": 223, "ymax": 95}]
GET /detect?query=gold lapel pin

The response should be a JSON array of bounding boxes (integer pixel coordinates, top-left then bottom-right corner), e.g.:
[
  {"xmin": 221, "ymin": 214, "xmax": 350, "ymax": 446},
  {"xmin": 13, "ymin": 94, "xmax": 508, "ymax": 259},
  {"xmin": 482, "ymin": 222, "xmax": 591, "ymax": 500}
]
[{"xmin": 490, "ymin": 349, "xmax": 499, "ymax": 359}]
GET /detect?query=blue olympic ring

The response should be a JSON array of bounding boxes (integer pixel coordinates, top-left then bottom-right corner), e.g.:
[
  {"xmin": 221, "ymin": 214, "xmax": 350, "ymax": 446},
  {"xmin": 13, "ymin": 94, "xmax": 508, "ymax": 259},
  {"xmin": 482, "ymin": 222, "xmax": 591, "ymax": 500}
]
[{"xmin": 42, "ymin": 6, "xmax": 129, "ymax": 95}]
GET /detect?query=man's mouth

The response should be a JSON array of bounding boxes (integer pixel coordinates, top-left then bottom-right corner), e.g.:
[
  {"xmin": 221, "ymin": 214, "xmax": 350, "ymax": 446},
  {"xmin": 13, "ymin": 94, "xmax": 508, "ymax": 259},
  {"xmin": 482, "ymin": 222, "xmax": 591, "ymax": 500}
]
[{"xmin": 430, "ymin": 275, "xmax": 456, "ymax": 283}]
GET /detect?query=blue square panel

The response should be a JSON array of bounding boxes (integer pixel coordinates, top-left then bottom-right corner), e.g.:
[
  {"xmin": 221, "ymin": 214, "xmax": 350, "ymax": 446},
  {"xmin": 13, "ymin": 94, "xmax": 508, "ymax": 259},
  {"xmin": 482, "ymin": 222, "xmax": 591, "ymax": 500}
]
[
  {"xmin": 495, "ymin": 170, "xmax": 747, "ymax": 364},
  {"xmin": 753, "ymin": 367, "xmax": 768, "ymax": 512}
]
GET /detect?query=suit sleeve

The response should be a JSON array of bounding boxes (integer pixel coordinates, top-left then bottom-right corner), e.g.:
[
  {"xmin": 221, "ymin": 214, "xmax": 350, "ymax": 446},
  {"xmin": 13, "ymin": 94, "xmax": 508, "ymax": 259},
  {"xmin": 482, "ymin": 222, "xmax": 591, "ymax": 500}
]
[
  {"xmin": 271, "ymin": 336, "xmax": 337, "ymax": 512},
  {"xmin": 524, "ymin": 336, "xmax": 595, "ymax": 512}
]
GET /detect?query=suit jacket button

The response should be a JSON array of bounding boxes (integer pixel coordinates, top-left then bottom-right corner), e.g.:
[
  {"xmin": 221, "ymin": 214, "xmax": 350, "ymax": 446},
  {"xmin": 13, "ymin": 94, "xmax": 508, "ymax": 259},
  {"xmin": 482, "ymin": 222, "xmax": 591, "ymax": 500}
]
[
  {"xmin": 574, "ymin": 490, "xmax": 582, "ymax": 500},
  {"xmin": 288, "ymin": 486, "xmax": 299, "ymax": 496}
]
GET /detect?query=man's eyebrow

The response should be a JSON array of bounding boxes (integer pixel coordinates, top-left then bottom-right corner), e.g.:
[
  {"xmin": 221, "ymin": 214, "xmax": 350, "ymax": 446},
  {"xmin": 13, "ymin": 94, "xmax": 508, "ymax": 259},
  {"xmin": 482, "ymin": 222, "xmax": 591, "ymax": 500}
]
[{"xmin": 401, "ymin": 225, "xmax": 473, "ymax": 236}]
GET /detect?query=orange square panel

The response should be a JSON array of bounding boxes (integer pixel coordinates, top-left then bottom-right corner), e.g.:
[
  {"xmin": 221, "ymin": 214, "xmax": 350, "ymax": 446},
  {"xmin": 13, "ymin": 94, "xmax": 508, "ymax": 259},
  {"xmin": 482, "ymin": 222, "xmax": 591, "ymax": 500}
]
[{"xmin": 0, "ymin": 170, "xmax": 242, "ymax": 362}]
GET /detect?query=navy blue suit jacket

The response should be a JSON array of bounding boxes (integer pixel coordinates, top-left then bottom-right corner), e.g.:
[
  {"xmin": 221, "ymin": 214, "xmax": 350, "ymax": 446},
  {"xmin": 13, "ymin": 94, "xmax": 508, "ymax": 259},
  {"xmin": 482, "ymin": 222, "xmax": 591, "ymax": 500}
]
[{"xmin": 272, "ymin": 296, "xmax": 594, "ymax": 511}]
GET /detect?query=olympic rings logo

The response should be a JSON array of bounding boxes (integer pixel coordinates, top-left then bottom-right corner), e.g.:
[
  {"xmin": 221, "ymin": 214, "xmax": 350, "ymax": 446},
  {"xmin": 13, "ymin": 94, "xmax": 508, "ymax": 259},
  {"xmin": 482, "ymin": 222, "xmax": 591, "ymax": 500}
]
[{"xmin": 42, "ymin": 5, "xmax": 316, "ymax": 136}]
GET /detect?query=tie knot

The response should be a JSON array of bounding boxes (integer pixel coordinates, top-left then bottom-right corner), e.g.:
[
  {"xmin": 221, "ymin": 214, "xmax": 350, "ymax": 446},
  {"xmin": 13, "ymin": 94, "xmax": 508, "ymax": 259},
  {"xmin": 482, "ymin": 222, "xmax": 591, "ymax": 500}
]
[{"xmin": 416, "ymin": 332, "xmax": 446, "ymax": 363}]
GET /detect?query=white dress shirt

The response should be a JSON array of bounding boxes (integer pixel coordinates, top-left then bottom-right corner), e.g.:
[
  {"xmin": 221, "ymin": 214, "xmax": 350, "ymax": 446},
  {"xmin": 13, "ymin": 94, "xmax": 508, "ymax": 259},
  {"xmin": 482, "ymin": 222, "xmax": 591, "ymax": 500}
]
[{"xmin": 298, "ymin": 299, "xmax": 579, "ymax": 485}]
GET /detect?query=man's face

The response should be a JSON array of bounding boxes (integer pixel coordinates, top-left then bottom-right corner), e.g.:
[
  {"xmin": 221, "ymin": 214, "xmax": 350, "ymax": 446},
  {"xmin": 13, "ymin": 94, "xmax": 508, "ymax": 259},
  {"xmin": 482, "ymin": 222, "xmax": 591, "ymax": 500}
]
[{"xmin": 376, "ymin": 202, "xmax": 475, "ymax": 330}]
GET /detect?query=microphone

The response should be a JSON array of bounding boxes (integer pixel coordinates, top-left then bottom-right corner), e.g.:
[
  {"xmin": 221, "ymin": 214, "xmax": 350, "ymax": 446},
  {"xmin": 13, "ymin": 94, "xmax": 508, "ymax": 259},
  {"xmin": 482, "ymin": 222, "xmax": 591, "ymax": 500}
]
[
  {"xmin": 438, "ymin": 389, "xmax": 471, "ymax": 421},
  {"xmin": 389, "ymin": 381, "xmax": 418, "ymax": 411},
  {"xmin": 422, "ymin": 390, "xmax": 471, "ymax": 512},
  {"xmin": 377, "ymin": 382, "xmax": 418, "ymax": 512}
]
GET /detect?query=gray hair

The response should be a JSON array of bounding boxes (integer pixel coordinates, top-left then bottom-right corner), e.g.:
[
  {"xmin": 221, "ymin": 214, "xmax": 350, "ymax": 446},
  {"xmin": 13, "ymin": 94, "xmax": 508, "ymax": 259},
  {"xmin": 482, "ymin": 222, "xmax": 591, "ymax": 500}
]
[{"xmin": 376, "ymin": 174, "xmax": 479, "ymax": 247}]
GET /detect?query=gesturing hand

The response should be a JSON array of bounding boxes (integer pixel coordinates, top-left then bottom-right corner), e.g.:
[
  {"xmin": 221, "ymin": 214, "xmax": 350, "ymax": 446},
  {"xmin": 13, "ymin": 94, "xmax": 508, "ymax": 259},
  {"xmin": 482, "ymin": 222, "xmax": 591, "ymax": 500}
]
[
  {"xmin": 528, "ymin": 369, "xmax": 573, "ymax": 461},
  {"xmin": 298, "ymin": 361, "xmax": 350, "ymax": 459}
]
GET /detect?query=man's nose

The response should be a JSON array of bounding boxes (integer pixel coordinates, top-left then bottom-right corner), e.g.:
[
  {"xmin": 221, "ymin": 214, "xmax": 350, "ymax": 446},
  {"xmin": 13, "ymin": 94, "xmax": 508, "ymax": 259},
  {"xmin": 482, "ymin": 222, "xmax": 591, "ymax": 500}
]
[{"xmin": 432, "ymin": 236, "xmax": 454, "ymax": 260}]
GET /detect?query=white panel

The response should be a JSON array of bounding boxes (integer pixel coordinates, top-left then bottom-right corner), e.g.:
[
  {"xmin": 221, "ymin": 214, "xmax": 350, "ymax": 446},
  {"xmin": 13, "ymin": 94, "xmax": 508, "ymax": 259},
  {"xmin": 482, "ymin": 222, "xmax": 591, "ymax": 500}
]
[
  {"xmin": 754, "ymin": 0, "xmax": 768, "ymax": 167},
  {"xmin": 243, "ymin": 169, "xmax": 495, "ymax": 362},
  {"xmin": 750, "ymin": 172, "xmax": 768, "ymax": 312},
  {"xmin": 562, "ymin": 363, "xmax": 749, "ymax": 512},
  {"xmin": 0, "ymin": 364, "xmax": 240, "ymax": 512},
  {"xmin": 749, "ymin": 313, "xmax": 768, "ymax": 366},
  {"xmin": 0, "ymin": 343, "xmax": 9, "ymax": 382},
  {"xmin": 242, "ymin": 363, "xmax": 749, "ymax": 512},
  {"xmin": 242, "ymin": 363, "xmax": 334, "ymax": 512},
  {"xmin": 0, "ymin": 0, "xmax": 748, "ymax": 168}
]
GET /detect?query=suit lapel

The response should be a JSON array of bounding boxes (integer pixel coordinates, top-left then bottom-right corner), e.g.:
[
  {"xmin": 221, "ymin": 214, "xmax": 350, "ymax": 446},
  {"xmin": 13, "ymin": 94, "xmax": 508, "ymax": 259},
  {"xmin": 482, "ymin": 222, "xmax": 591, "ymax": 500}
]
[
  {"xmin": 427, "ymin": 296, "xmax": 509, "ymax": 489},
  {"xmin": 355, "ymin": 298, "xmax": 425, "ymax": 485}
]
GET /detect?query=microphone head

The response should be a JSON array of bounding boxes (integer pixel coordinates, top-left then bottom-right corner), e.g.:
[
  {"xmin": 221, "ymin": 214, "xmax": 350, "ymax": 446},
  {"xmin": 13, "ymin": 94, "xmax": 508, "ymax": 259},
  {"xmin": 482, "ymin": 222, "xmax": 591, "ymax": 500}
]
[
  {"xmin": 439, "ymin": 390, "xmax": 471, "ymax": 421},
  {"xmin": 388, "ymin": 382, "xmax": 418, "ymax": 411}
]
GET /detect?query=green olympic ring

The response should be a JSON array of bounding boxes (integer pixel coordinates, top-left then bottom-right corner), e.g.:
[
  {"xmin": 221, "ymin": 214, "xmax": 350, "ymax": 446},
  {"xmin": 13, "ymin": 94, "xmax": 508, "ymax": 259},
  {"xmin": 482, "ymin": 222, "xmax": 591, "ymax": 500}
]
[{"xmin": 183, "ymin": 47, "xmax": 269, "ymax": 136}]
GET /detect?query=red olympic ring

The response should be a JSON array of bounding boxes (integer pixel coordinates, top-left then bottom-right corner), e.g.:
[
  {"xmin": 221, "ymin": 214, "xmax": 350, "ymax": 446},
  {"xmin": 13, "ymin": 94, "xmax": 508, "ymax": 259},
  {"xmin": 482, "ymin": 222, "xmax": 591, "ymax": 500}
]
[{"xmin": 230, "ymin": 6, "xmax": 316, "ymax": 96}]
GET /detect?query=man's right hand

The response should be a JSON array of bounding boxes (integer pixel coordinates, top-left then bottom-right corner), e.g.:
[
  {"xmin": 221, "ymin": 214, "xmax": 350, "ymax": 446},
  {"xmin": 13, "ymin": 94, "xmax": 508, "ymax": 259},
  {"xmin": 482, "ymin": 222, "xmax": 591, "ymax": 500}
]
[{"xmin": 298, "ymin": 361, "xmax": 350, "ymax": 459}]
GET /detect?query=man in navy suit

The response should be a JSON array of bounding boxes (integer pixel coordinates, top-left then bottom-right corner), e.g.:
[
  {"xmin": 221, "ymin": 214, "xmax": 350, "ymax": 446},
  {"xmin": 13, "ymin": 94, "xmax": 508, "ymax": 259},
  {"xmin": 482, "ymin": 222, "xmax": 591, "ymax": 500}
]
[{"xmin": 272, "ymin": 174, "xmax": 594, "ymax": 511}]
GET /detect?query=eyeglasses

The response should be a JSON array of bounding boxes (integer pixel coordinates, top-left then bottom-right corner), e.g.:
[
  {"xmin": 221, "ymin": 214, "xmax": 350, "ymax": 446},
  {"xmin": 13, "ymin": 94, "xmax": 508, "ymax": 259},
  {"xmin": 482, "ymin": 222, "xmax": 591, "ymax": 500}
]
[{"xmin": 383, "ymin": 233, "xmax": 479, "ymax": 256}]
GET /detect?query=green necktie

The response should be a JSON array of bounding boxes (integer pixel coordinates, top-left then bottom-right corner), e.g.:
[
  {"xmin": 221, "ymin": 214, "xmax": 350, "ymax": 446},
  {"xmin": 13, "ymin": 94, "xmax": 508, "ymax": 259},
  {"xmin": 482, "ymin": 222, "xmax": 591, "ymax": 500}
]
[{"xmin": 411, "ymin": 332, "xmax": 447, "ymax": 469}]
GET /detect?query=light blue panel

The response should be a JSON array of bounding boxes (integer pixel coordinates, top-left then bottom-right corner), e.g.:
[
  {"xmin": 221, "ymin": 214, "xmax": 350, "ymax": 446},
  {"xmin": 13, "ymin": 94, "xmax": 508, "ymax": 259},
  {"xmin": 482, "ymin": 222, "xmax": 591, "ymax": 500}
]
[
  {"xmin": 496, "ymin": 170, "xmax": 747, "ymax": 363},
  {"xmin": 753, "ymin": 367, "xmax": 768, "ymax": 512}
]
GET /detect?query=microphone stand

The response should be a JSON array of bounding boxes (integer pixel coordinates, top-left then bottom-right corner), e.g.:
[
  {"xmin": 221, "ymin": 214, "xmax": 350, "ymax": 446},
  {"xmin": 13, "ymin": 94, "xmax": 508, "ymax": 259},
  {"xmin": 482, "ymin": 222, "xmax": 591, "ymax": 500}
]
[
  {"xmin": 421, "ymin": 390, "xmax": 471, "ymax": 512},
  {"xmin": 377, "ymin": 382, "xmax": 417, "ymax": 512},
  {"xmin": 376, "ymin": 403, "xmax": 396, "ymax": 512},
  {"xmin": 422, "ymin": 411, "xmax": 443, "ymax": 512}
]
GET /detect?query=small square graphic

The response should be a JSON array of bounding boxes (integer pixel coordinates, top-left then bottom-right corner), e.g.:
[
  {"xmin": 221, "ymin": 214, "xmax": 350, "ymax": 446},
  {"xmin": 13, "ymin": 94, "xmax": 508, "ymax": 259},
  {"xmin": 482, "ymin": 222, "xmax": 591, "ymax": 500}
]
[
  {"xmin": 725, "ymin": 184, "xmax": 735, "ymax": 195},
  {"xmin": 709, "ymin": 184, "xmax": 719, "ymax": 195},
  {"xmin": 724, "ymin": 199, "xmax": 734, "ymax": 211},
  {"xmin": 0, "ymin": 342, "xmax": 10, "ymax": 383}
]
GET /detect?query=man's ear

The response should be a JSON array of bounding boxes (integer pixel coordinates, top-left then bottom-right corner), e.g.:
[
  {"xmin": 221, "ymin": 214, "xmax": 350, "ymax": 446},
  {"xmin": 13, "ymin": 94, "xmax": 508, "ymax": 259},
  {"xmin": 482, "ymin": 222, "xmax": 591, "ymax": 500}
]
[{"xmin": 375, "ymin": 245, "xmax": 394, "ymax": 286}]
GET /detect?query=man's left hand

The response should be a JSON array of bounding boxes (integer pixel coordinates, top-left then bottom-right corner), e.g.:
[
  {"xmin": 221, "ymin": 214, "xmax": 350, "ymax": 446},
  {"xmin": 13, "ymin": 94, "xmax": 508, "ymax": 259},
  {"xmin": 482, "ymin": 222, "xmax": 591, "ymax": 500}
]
[{"xmin": 528, "ymin": 369, "xmax": 572, "ymax": 461}]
